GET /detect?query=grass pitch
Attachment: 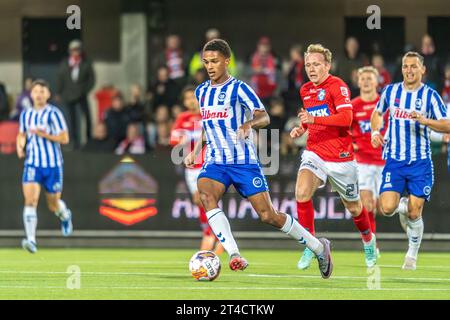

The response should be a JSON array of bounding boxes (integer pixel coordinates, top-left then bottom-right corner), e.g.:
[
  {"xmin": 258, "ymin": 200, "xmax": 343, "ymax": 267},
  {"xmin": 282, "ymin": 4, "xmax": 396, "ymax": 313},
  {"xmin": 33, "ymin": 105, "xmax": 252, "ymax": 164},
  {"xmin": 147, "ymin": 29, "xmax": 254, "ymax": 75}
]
[{"xmin": 0, "ymin": 248, "xmax": 449, "ymax": 300}]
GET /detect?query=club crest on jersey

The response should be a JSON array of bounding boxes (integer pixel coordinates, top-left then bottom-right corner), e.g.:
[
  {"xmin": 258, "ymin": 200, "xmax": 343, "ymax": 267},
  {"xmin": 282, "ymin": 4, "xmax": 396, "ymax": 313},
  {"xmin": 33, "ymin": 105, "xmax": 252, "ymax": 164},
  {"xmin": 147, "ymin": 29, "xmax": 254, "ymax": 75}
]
[
  {"xmin": 252, "ymin": 177, "xmax": 263, "ymax": 188},
  {"xmin": 218, "ymin": 92, "xmax": 227, "ymax": 102},
  {"xmin": 415, "ymin": 98, "xmax": 422, "ymax": 109},
  {"xmin": 340, "ymin": 87, "xmax": 349, "ymax": 97},
  {"xmin": 318, "ymin": 89, "xmax": 326, "ymax": 101},
  {"xmin": 307, "ymin": 104, "xmax": 330, "ymax": 117}
]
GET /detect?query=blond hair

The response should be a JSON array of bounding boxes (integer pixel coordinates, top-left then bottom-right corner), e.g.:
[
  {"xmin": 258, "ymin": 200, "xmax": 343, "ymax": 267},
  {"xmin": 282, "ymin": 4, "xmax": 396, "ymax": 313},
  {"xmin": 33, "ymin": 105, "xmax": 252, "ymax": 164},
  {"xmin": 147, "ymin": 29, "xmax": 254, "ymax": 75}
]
[
  {"xmin": 305, "ymin": 44, "xmax": 332, "ymax": 64},
  {"xmin": 357, "ymin": 66, "xmax": 379, "ymax": 78}
]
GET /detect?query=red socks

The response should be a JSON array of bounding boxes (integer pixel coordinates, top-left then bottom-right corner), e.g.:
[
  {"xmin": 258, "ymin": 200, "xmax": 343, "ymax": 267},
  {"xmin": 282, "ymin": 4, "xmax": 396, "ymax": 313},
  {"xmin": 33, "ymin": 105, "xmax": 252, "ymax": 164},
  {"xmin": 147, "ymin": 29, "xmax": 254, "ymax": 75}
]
[
  {"xmin": 367, "ymin": 210, "xmax": 376, "ymax": 234},
  {"xmin": 297, "ymin": 200, "xmax": 315, "ymax": 235},
  {"xmin": 352, "ymin": 207, "xmax": 373, "ymax": 243}
]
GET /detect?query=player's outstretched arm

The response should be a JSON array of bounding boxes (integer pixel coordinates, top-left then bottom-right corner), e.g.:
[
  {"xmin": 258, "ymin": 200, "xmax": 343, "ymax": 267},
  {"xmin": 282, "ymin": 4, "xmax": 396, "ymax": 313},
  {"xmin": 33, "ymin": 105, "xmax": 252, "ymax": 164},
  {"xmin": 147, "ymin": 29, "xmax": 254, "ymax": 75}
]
[
  {"xmin": 184, "ymin": 129, "xmax": 206, "ymax": 168},
  {"xmin": 411, "ymin": 111, "xmax": 450, "ymax": 133},
  {"xmin": 16, "ymin": 132, "xmax": 26, "ymax": 159},
  {"xmin": 237, "ymin": 110, "xmax": 270, "ymax": 140}
]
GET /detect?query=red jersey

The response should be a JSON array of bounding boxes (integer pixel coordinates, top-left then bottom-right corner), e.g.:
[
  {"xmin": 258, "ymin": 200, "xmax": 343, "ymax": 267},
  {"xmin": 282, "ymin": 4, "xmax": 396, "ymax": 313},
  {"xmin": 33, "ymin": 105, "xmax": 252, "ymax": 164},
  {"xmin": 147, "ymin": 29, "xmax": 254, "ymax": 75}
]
[
  {"xmin": 351, "ymin": 96, "xmax": 387, "ymax": 166},
  {"xmin": 170, "ymin": 111, "xmax": 204, "ymax": 169},
  {"xmin": 300, "ymin": 75, "xmax": 354, "ymax": 162}
]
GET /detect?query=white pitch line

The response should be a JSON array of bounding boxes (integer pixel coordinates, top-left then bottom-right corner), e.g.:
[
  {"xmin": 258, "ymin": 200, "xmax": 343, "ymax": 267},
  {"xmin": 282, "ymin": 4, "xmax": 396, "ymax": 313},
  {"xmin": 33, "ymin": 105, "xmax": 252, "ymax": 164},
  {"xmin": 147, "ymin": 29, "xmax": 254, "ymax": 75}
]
[
  {"xmin": 0, "ymin": 285, "xmax": 449, "ymax": 292},
  {"xmin": 0, "ymin": 270, "xmax": 449, "ymax": 283}
]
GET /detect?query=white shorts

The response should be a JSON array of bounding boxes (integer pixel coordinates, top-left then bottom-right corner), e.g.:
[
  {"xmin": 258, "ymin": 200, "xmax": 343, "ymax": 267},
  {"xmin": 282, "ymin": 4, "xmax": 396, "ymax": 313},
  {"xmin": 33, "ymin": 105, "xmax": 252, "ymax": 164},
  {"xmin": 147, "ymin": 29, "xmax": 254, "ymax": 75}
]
[
  {"xmin": 357, "ymin": 163, "xmax": 384, "ymax": 198},
  {"xmin": 185, "ymin": 168, "xmax": 202, "ymax": 194},
  {"xmin": 299, "ymin": 150, "xmax": 360, "ymax": 202}
]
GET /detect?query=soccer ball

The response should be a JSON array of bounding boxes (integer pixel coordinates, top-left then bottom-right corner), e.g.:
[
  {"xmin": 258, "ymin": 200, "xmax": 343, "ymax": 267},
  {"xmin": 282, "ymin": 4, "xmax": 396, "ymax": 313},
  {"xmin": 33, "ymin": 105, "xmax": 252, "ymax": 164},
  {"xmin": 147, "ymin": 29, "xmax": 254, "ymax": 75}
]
[{"xmin": 189, "ymin": 250, "xmax": 221, "ymax": 281}]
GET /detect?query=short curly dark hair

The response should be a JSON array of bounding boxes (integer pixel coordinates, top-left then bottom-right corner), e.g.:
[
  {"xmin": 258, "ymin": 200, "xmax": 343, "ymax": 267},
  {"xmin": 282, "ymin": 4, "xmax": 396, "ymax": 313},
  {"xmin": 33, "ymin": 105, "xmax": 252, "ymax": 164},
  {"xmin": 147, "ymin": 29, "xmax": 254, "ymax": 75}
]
[{"xmin": 203, "ymin": 39, "xmax": 231, "ymax": 58}]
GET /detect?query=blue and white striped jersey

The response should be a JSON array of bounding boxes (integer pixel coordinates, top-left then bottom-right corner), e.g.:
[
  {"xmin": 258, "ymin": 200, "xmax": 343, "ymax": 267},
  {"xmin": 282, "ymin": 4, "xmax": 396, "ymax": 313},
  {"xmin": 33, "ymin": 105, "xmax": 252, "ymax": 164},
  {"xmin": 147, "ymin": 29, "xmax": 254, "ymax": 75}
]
[
  {"xmin": 195, "ymin": 77, "xmax": 265, "ymax": 164},
  {"xmin": 19, "ymin": 104, "xmax": 68, "ymax": 168},
  {"xmin": 376, "ymin": 82, "xmax": 447, "ymax": 162}
]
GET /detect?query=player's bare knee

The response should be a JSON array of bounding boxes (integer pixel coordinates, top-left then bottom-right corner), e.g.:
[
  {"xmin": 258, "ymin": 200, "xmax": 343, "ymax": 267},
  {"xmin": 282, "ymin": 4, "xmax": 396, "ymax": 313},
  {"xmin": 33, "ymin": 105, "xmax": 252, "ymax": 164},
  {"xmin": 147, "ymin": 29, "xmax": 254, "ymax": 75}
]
[
  {"xmin": 380, "ymin": 202, "xmax": 397, "ymax": 216},
  {"xmin": 408, "ymin": 206, "xmax": 423, "ymax": 220},
  {"xmin": 347, "ymin": 202, "xmax": 362, "ymax": 217},
  {"xmin": 47, "ymin": 201, "xmax": 58, "ymax": 212},
  {"xmin": 295, "ymin": 188, "xmax": 313, "ymax": 202},
  {"xmin": 258, "ymin": 208, "xmax": 277, "ymax": 226},
  {"xmin": 199, "ymin": 191, "xmax": 217, "ymax": 209},
  {"xmin": 362, "ymin": 199, "xmax": 374, "ymax": 212}
]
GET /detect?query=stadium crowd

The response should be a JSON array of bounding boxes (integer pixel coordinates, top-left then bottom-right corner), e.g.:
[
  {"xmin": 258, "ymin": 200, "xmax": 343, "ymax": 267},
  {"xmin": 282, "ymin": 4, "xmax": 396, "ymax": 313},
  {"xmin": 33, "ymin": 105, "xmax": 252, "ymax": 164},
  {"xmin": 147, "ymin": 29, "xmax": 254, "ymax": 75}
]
[{"xmin": 0, "ymin": 29, "xmax": 449, "ymax": 156}]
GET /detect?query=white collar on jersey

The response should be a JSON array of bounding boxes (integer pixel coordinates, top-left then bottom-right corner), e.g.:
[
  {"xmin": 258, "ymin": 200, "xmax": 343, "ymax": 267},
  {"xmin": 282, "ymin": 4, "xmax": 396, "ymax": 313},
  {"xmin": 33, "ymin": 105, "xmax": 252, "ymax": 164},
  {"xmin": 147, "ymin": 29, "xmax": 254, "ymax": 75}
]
[
  {"xmin": 210, "ymin": 76, "xmax": 234, "ymax": 88},
  {"xmin": 401, "ymin": 82, "xmax": 425, "ymax": 93}
]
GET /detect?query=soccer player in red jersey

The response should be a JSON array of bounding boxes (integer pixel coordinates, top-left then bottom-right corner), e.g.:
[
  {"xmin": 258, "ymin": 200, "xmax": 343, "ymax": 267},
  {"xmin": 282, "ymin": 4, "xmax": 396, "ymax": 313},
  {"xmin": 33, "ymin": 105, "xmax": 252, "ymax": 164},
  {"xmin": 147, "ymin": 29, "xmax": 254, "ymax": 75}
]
[
  {"xmin": 290, "ymin": 44, "xmax": 377, "ymax": 269},
  {"xmin": 351, "ymin": 66, "xmax": 388, "ymax": 258},
  {"xmin": 170, "ymin": 86, "xmax": 224, "ymax": 255}
]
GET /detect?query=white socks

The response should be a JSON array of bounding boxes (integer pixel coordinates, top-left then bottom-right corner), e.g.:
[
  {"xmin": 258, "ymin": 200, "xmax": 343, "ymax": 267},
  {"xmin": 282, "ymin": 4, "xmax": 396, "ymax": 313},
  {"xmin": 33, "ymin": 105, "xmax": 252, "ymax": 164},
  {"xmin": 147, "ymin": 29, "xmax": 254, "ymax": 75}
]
[
  {"xmin": 23, "ymin": 206, "xmax": 37, "ymax": 243},
  {"xmin": 206, "ymin": 208, "xmax": 239, "ymax": 257},
  {"xmin": 281, "ymin": 214, "xmax": 324, "ymax": 256},
  {"xmin": 56, "ymin": 200, "xmax": 70, "ymax": 221},
  {"xmin": 406, "ymin": 217, "xmax": 424, "ymax": 259}
]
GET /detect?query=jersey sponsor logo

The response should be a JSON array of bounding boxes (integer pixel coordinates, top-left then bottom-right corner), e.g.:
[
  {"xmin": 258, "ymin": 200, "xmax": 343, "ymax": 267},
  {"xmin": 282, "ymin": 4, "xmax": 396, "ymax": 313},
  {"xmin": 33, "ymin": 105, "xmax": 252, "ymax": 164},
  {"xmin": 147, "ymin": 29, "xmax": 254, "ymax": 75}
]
[
  {"xmin": 393, "ymin": 109, "xmax": 413, "ymax": 120},
  {"xmin": 306, "ymin": 104, "xmax": 330, "ymax": 117},
  {"xmin": 363, "ymin": 104, "xmax": 376, "ymax": 111},
  {"xmin": 339, "ymin": 152, "xmax": 351, "ymax": 159},
  {"xmin": 218, "ymin": 92, "xmax": 227, "ymax": 102},
  {"xmin": 358, "ymin": 120, "xmax": 371, "ymax": 133},
  {"xmin": 318, "ymin": 89, "xmax": 326, "ymax": 101},
  {"xmin": 304, "ymin": 96, "xmax": 311, "ymax": 100},
  {"xmin": 201, "ymin": 108, "xmax": 229, "ymax": 120},
  {"xmin": 252, "ymin": 177, "xmax": 263, "ymax": 188},
  {"xmin": 340, "ymin": 87, "xmax": 349, "ymax": 97}
]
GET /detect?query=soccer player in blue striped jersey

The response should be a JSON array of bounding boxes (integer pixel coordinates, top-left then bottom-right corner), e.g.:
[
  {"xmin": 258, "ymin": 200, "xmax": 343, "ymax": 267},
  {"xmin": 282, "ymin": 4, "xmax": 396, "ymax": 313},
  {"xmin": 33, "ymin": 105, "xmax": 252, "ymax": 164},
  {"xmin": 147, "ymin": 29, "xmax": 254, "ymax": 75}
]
[
  {"xmin": 371, "ymin": 52, "xmax": 450, "ymax": 270},
  {"xmin": 184, "ymin": 39, "xmax": 333, "ymax": 279},
  {"xmin": 16, "ymin": 79, "xmax": 73, "ymax": 254}
]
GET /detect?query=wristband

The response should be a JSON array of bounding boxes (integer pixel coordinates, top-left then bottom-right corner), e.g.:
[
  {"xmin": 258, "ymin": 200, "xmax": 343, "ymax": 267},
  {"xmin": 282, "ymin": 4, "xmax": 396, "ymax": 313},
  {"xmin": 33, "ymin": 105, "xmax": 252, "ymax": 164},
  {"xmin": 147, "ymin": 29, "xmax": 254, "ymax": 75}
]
[{"xmin": 371, "ymin": 130, "xmax": 381, "ymax": 139}]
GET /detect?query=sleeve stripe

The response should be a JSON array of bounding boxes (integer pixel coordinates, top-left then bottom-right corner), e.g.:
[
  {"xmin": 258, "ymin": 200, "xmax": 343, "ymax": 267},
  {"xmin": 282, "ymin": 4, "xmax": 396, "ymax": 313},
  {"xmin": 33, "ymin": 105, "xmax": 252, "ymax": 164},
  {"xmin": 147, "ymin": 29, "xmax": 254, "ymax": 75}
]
[
  {"xmin": 239, "ymin": 82, "xmax": 262, "ymax": 109},
  {"xmin": 336, "ymin": 104, "xmax": 353, "ymax": 110},
  {"xmin": 431, "ymin": 91, "xmax": 447, "ymax": 119},
  {"xmin": 19, "ymin": 110, "xmax": 26, "ymax": 132}
]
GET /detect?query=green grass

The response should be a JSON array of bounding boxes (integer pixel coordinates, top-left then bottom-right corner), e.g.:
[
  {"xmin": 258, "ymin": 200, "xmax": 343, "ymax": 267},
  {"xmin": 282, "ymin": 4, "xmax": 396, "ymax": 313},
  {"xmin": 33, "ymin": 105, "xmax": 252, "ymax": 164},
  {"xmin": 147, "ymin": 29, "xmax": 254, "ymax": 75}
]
[{"xmin": 0, "ymin": 248, "xmax": 449, "ymax": 299}]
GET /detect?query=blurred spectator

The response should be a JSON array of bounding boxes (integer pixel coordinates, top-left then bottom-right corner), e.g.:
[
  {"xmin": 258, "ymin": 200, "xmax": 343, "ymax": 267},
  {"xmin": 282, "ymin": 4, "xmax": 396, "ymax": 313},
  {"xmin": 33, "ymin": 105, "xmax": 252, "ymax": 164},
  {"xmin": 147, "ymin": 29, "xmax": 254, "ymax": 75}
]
[
  {"xmin": 146, "ymin": 105, "xmax": 172, "ymax": 149},
  {"xmin": 148, "ymin": 66, "xmax": 180, "ymax": 111},
  {"xmin": 95, "ymin": 84, "xmax": 118, "ymax": 122},
  {"xmin": 267, "ymin": 98, "xmax": 287, "ymax": 135},
  {"xmin": 104, "ymin": 93, "xmax": 131, "ymax": 146},
  {"xmin": 250, "ymin": 36, "xmax": 280, "ymax": 105},
  {"xmin": 349, "ymin": 68, "xmax": 360, "ymax": 99},
  {"xmin": 10, "ymin": 77, "xmax": 33, "ymax": 121},
  {"xmin": 127, "ymin": 84, "xmax": 146, "ymax": 123},
  {"xmin": 442, "ymin": 65, "xmax": 450, "ymax": 105},
  {"xmin": 336, "ymin": 37, "xmax": 367, "ymax": 84},
  {"xmin": 171, "ymin": 104, "xmax": 183, "ymax": 119},
  {"xmin": 421, "ymin": 34, "xmax": 444, "ymax": 92},
  {"xmin": 371, "ymin": 54, "xmax": 391, "ymax": 91},
  {"xmin": 190, "ymin": 69, "xmax": 208, "ymax": 87},
  {"xmin": 0, "ymin": 82, "xmax": 9, "ymax": 121},
  {"xmin": 115, "ymin": 123, "xmax": 146, "ymax": 155},
  {"xmin": 56, "ymin": 39, "xmax": 96, "ymax": 149},
  {"xmin": 282, "ymin": 44, "xmax": 306, "ymax": 116},
  {"xmin": 82, "ymin": 122, "xmax": 116, "ymax": 153},
  {"xmin": 189, "ymin": 28, "xmax": 237, "ymax": 78},
  {"xmin": 155, "ymin": 34, "xmax": 188, "ymax": 88}
]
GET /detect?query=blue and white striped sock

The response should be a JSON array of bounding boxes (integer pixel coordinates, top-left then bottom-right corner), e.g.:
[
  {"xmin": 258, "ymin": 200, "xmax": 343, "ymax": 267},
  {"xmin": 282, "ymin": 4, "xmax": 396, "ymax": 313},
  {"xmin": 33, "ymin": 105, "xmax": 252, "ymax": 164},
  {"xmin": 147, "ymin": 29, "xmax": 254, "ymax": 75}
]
[{"xmin": 206, "ymin": 208, "xmax": 239, "ymax": 257}]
